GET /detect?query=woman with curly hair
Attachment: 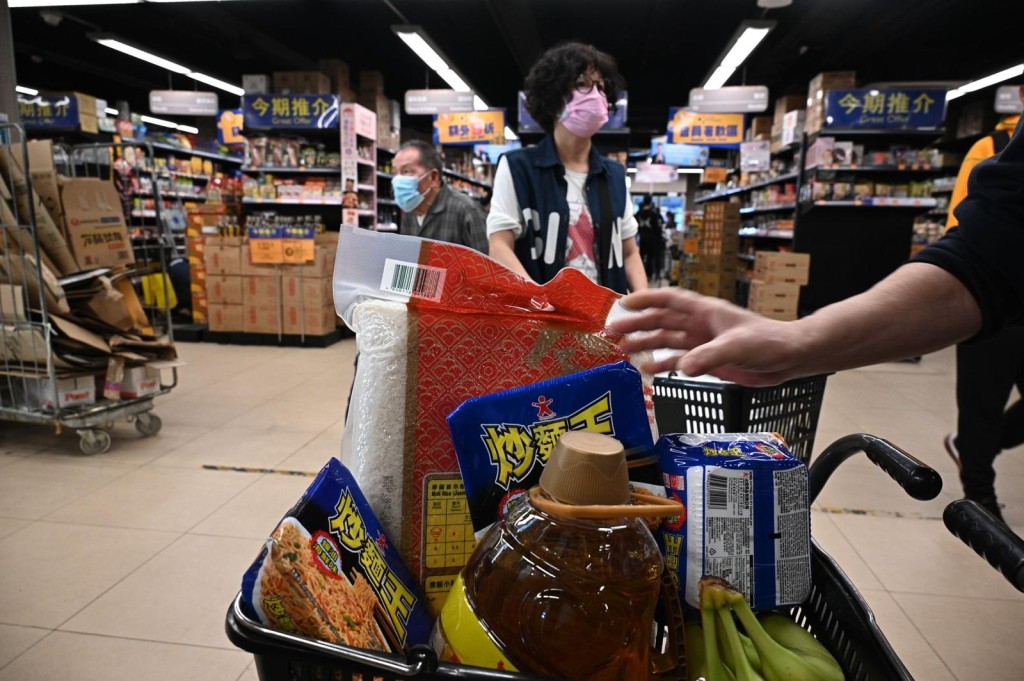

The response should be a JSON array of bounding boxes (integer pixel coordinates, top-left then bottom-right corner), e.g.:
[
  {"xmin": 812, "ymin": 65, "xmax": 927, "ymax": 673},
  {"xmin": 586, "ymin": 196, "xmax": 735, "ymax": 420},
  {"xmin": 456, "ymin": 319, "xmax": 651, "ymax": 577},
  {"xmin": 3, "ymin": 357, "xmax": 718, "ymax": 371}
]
[{"xmin": 487, "ymin": 42, "xmax": 647, "ymax": 294}]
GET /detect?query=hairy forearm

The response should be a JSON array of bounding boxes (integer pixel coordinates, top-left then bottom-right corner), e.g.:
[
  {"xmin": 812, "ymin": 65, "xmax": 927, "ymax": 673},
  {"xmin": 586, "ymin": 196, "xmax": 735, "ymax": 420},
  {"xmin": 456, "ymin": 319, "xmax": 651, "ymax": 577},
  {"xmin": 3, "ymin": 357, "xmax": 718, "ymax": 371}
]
[{"xmin": 793, "ymin": 262, "xmax": 982, "ymax": 374}]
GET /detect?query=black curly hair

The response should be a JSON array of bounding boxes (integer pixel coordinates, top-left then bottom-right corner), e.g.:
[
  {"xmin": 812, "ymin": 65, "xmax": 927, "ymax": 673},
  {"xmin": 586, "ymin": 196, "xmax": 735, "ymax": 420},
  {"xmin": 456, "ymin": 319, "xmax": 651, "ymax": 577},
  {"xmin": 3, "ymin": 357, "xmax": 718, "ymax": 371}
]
[{"xmin": 524, "ymin": 42, "xmax": 624, "ymax": 134}]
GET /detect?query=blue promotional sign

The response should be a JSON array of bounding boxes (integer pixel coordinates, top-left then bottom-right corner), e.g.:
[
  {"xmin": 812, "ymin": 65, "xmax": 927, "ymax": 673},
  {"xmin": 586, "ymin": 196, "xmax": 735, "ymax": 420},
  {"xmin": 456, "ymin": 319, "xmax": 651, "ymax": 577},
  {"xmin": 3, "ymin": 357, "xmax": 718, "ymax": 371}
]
[
  {"xmin": 650, "ymin": 140, "xmax": 709, "ymax": 167},
  {"xmin": 18, "ymin": 94, "xmax": 79, "ymax": 129},
  {"xmin": 824, "ymin": 89, "xmax": 946, "ymax": 129},
  {"xmin": 243, "ymin": 94, "xmax": 339, "ymax": 130},
  {"xmin": 517, "ymin": 90, "xmax": 628, "ymax": 133}
]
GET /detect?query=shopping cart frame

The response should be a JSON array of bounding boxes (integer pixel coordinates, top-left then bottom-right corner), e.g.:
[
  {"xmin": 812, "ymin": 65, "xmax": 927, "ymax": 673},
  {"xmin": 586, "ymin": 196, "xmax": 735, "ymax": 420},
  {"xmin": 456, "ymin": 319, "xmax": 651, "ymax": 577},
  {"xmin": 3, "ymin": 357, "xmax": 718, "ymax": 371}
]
[{"xmin": 226, "ymin": 432, "xmax": 946, "ymax": 681}]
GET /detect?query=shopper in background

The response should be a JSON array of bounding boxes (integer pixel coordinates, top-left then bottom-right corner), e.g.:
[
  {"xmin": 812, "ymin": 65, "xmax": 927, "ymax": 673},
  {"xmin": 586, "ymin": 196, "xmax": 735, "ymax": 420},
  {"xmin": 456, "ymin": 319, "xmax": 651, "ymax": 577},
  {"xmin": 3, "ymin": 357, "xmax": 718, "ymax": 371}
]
[
  {"xmin": 942, "ymin": 112, "xmax": 1023, "ymax": 522},
  {"xmin": 487, "ymin": 42, "xmax": 647, "ymax": 294},
  {"xmin": 636, "ymin": 197, "xmax": 666, "ymax": 283},
  {"xmin": 611, "ymin": 117, "xmax": 1024, "ymax": 521},
  {"xmin": 392, "ymin": 140, "xmax": 488, "ymax": 252}
]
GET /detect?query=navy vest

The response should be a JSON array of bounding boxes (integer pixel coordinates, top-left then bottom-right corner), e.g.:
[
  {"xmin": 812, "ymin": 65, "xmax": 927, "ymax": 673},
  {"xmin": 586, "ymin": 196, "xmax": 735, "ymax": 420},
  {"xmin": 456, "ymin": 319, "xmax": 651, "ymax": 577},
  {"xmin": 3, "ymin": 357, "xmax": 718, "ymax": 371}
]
[{"xmin": 502, "ymin": 135, "xmax": 630, "ymax": 294}]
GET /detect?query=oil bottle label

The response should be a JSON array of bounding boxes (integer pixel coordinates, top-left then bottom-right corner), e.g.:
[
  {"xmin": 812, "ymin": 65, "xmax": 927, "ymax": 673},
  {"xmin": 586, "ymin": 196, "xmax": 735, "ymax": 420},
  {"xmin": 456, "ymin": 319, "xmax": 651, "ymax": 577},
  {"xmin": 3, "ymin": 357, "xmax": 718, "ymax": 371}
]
[{"xmin": 435, "ymin": 575, "xmax": 519, "ymax": 672}]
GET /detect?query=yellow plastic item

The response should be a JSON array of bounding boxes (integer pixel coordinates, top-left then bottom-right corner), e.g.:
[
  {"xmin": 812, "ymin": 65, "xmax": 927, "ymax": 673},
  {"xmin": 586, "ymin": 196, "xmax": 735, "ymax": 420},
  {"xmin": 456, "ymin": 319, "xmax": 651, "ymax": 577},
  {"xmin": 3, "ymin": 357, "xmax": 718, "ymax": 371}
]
[{"xmin": 141, "ymin": 273, "xmax": 177, "ymax": 310}]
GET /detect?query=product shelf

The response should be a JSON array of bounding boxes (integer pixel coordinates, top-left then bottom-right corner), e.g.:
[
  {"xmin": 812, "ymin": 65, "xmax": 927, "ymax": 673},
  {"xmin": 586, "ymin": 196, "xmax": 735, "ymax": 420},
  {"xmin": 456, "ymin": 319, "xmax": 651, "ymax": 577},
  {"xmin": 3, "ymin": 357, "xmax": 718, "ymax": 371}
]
[
  {"xmin": 377, "ymin": 198, "xmax": 397, "ymax": 207},
  {"xmin": 807, "ymin": 128, "xmax": 945, "ymax": 139},
  {"xmin": 738, "ymin": 203, "xmax": 797, "ymax": 215},
  {"xmin": 137, "ymin": 169, "xmax": 211, "ymax": 182},
  {"xmin": 148, "ymin": 141, "xmax": 243, "ymax": 164},
  {"xmin": 806, "ymin": 165, "xmax": 954, "ymax": 174},
  {"xmin": 442, "ymin": 168, "xmax": 492, "ymax": 189},
  {"xmin": 357, "ymin": 184, "xmax": 376, "ymax": 191},
  {"xmin": 241, "ymin": 197, "xmax": 342, "ymax": 206},
  {"xmin": 356, "ymin": 158, "xmax": 375, "ymax": 167},
  {"xmin": 695, "ymin": 172, "xmax": 800, "ymax": 204},
  {"xmin": 376, "ymin": 171, "xmax": 393, "ymax": 179},
  {"xmin": 805, "ymin": 198, "xmax": 937, "ymax": 208},
  {"xmin": 738, "ymin": 228, "xmax": 795, "ymax": 239},
  {"xmin": 240, "ymin": 166, "xmax": 340, "ymax": 174},
  {"xmin": 134, "ymin": 191, "xmax": 207, "ymax": 201}
]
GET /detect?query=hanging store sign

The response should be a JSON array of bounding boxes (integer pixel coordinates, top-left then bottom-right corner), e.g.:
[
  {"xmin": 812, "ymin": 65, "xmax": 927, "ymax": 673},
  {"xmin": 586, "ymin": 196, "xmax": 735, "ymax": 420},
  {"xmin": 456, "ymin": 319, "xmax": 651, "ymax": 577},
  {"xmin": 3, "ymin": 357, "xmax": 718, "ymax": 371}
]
[
  {"xmin": 404, "ymin": 89, "xmax": 476, "ymax": 115},
  {"xmin": 634, "ymin": 163, "xmax": 677, "ymax": 184},
  {"xmin": 242, "ymin": 94, "xmax": 340, "ymax": 129},
  {"xmin": 149, "ymin": 90, "xmax": 219, "ymax": 116},
  {"xmin": 995, "ymin": 85, "xmax": 1024, "ymax": 114},
  {"xmin": 824, "ymin": 89, "xmax": 946, "ymax": 129},
  {"xmin": 518, "ymin": 91, "xmax": 629, "ymax": 132},
  {"xmin": 650, "ymin": 139, "xmax": 709, "ymax": 167},
  {"xmin": 688, "ymin": 86, "xmax": 769, "ymax": 113},
  {"xmin": 433, "ymin": 110, "xmax": 506, "ymax": 145},
  {"xmin": 667, "ymin": 109, "xmax": 744, "ymax": 147},
  {"xmin": 18, "ymin": 94, "xmax": 79, "ymax": 129}
]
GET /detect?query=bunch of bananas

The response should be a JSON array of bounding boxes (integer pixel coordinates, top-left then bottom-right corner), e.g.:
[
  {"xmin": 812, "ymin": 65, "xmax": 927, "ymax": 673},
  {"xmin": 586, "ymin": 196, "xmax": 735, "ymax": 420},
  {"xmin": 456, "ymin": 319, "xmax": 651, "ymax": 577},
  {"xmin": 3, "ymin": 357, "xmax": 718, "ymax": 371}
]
[{"xmin": 685, "ymin": 576, "xmax": 844, "ymax": 681}]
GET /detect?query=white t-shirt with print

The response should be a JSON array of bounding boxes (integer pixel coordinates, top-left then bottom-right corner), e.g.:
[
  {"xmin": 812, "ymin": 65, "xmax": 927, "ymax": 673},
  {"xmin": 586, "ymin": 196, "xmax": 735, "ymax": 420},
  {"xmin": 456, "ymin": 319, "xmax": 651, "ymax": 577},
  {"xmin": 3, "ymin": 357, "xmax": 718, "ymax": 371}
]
[{"xmin": 487, "ymin": 157, "xmax": 638, "ymax": 284}]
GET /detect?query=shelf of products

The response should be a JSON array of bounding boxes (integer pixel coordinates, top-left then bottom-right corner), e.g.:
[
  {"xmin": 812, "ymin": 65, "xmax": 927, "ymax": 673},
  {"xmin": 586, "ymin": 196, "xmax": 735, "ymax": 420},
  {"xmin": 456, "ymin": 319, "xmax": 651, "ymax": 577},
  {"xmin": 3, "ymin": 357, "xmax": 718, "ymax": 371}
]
[
  {"xmin": 149, "ymin": 141, "xmax": 243, "ymax": 165},
  {"xmin": 244, "ymin": 136, "xmax": 341, "ymax": 170},
  {"xmin": 375, "ymin": 141, "xmax": 398, "ymax": 232},
  {"xmin": 340, "ymin": 103, "xmax": 378, "ymax": 228},
  {"xmin": 805, "ymin": 198, "xmax": 938, "ymax": 208},
  {"xmin": 241, "ymin": 166, "xmax": 340, "ymax": 174},
  {"xmin": 695, "ymin": 173, "xmax": 800, "ymax": 204},
  {"xmin": 739, "ymin": 204, "xmax": 797, "ymax": 215},
  {"xmin": 242, "ymin": 197, "xmax": 342, "ymax": 206}
]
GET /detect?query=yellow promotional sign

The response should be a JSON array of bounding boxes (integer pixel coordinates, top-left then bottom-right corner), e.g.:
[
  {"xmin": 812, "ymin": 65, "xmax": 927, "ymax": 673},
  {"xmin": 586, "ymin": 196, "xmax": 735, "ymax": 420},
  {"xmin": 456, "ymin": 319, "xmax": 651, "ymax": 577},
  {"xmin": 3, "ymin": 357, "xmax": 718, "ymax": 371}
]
[
  {"xmin": 668, "ymin": 109, "xmax": 744, "ymax": 146},
  {"xmin": 434, "ymin": 110, "xmax": 506, "ymax": 145}
]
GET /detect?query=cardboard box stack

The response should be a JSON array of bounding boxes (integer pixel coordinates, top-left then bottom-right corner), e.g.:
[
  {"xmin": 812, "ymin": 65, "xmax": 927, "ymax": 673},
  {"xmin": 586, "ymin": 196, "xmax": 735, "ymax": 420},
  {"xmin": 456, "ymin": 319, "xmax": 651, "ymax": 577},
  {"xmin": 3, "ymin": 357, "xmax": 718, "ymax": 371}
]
[
  {"xmin": 689, "ymin": 202, "xmax": 740, "ymax": 302},
  {"xmin": 771, "ymin": 95, "xmax": 804, "ymax": 152},
  {"xmin": 805, "ymin": 71, "xmax": 857, "ymax": 134},
  {"xmin": 0, "ymin": 140, "xmax": 176, "ymax": 406},
  {"xmin": 273, "ymin": 71, "xmax": 331, "ymax": 95},
  {"xmin": 748, "ymin": 251, "xmax": 811, "ymax": 321},
  {"xmin": 204, "ymin": 233, "xmax": 338, "ymax": 336}
]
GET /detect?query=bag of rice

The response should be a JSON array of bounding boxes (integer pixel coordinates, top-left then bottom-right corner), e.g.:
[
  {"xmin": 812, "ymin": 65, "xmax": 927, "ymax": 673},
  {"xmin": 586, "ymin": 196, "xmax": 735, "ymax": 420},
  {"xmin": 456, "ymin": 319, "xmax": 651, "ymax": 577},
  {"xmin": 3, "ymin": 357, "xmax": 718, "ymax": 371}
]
[
  {"xmin": 240, "ymin": 458, "xmax": 432, "ymax": 652},
  {"xmin": 333, "ymin": 226, "xmax": 654, "ymax": 613}
]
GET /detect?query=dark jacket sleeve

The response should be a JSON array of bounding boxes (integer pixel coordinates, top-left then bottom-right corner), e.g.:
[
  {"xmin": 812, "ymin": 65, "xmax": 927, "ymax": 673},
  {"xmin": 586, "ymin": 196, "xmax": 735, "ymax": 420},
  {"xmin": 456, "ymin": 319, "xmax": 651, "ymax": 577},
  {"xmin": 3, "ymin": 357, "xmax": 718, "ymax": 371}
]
[{"xmin": 912, "ymin": 118, "xmax": 1024, "ymax": 335}]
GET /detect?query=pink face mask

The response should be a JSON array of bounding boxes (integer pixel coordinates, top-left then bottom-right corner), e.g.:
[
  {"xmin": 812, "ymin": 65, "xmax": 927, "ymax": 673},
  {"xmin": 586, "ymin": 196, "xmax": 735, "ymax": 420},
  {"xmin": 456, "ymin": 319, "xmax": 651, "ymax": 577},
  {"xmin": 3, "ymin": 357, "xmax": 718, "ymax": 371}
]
[{"xmin": 560, "ymin": 88, "xmax": 610, "ymax": 138}]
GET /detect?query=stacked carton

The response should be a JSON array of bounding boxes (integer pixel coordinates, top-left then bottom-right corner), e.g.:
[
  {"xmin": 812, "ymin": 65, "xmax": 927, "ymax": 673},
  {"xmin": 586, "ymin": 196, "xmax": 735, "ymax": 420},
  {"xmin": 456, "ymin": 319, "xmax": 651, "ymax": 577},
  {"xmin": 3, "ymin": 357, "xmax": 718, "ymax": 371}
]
[
  {"xmin": 805, "ymin": 71, "xmax": 857, "ymax": 134},
  {"xmin": 205, "ymin": 233, "xmax": 338, "ymax": 336},
  {"xmin": 748, "ymin": 251, "xmax": 811, "ymax": 321},
  {"xmin": 690, "ymin": 203, "xmax": 740, "ymax": 302}
]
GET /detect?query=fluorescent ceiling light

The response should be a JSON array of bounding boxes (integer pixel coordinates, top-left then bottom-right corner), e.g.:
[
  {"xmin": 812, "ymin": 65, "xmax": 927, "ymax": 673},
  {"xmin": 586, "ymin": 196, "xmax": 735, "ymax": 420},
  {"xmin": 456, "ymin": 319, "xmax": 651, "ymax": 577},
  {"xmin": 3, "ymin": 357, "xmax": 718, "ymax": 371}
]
[
  {"xmin": 105, "ymin": 107, "xmax": 119, "ymax": 116},
  {"xmin": 15, "ymin": 85, "xmax": 38, "ymax": 96},
  {"xmin": 946, "ymin": 64, "xmax": 1024, "ymax": 101},
  {"xmin": 91, "ymin": 34, "xmax": 244, "ymax": 96},
  {"xmin": 721, "ymin": 27, "xmax": 771, "ymax": 68},
  {"xmin": 176, "ymin": 124, "xmax": 199, "ymax": 134},
  {"xmin": 704, "ymin": 65, "xmax": 736, "ymax": 91},
  {"xmin": 678, "ymin": 168, "xmax": 705, "ymax": 174},
  {"xmin": 473, "ymin": 95, "xmax": 488, "ymax": 111},
  {"xmin": 702, "ymin": 20, "xmax": 775, "ymax": 90},
  {"xmin": 504, "ymin": 126, "xmax": 518, "ymax": 141},
  {"xmin": 140, "ymin": 115, "xmax": 178, "ymax": 129},
  {"xmin": 94, "ymin": 37, "xmax": 190, "ymax": 74},
  {"xmin": 10, "ymin": 0, "xmax": 137, "ymax": 6},
  {"xmin": 188, "ymin": 71, "xmax": 244, "ymax": 96},
  {"xmin": 394, "ymin": 26, "xmax": 471, "ymax": 93}
]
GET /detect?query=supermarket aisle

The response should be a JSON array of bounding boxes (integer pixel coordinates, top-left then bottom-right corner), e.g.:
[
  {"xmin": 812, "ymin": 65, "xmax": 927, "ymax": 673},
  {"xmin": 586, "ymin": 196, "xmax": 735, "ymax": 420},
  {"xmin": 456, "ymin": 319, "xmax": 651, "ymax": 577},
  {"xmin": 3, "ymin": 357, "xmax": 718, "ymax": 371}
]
[{"xmin": 0, "ymin": 341, "xmax": 1022, "ymax": 680}]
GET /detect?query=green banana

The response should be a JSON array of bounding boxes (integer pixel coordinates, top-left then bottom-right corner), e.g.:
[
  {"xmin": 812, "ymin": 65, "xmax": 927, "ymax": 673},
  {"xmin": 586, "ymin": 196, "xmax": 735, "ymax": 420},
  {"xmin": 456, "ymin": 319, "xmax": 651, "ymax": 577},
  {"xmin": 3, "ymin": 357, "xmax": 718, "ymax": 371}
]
[
  {"xmin": 717, "ymin": 607, "xmax": 766, "ymax": 680},
  {"xmin": 700, "ymin": 580, "xmax": 736, "ymax": 681},
  {"xmin": 759, "ymin": 613, "xmax": 843, "ymax": 675},
  {"xmin": 716, "ymin": 611, "xmax": 762, "ymax": 674},
  {"xmin": 700, "ymin": 576, "xmax": 844, "ymax": 681},
  {"xmin": 685, "ymin": 624, "xmax": 707, "ymax": 681}
]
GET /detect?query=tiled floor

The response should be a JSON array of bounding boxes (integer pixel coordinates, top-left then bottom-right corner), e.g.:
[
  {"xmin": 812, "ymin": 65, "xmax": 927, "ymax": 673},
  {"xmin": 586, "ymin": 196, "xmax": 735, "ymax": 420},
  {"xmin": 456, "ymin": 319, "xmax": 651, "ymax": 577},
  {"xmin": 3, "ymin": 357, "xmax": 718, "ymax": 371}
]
[{"xmin": 0, "ymin": 340, "xmax": 1022, "ymax": 680}]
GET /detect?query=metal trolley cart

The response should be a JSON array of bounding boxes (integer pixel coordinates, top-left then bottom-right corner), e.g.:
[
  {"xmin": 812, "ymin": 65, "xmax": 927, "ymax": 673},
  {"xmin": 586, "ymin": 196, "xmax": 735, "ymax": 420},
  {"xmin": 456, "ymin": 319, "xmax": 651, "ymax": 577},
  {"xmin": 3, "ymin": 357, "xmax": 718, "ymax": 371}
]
[
  {"xmin": 0, "ymin": 124, "xmax": 174, "ymax": 454},
  {"xmin": 226, "ymin": 432, "xmax": 1024, "ymax": 681}
]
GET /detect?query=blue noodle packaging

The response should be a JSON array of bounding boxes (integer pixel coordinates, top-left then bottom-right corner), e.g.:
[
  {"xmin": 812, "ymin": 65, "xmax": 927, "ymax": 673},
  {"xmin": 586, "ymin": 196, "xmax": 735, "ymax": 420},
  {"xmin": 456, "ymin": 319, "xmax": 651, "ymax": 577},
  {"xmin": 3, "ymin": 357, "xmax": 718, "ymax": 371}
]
[
  {"xmin": 241, "ymin": 458, "xmax": 433, "ymax": 653},
  {"xmin": 658, "ymin": 433, "xmax": 811, "ymax": 610},
  {"xmin": 448, "ymin": 361, "xmax": 657, "ymax": 536}
]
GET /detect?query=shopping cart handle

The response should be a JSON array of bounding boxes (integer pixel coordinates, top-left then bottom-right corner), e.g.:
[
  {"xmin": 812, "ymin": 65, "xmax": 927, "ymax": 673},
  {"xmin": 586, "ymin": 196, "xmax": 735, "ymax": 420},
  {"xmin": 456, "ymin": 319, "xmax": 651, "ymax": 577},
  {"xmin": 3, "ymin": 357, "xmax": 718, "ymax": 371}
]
[
  {"xmin": 943, "ymin": 500, "xmax": 1024, "ymax": 592},
  {"xmin": 808, "ymin": 433, "xmax": 942, "ymax": 503}
]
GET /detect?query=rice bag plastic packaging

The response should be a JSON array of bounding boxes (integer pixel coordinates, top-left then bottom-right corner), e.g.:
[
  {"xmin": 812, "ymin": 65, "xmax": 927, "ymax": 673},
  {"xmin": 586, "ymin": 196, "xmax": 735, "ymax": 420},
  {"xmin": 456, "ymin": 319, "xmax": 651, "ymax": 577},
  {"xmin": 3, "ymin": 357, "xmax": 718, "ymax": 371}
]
[
  {"xmin": 333, "ymin": 225, "xmax": 655, "ymax": 614},
  {"xmin": 448, "ymin": 361, "xmax": 657, "ymax": 538},
  {"xmin": 240, "ymin": 458, "xmax": 432, "ymax": 652},
  {"xmin": 658, "ymin": 433, "xmax": 811, "ymax": 610}
]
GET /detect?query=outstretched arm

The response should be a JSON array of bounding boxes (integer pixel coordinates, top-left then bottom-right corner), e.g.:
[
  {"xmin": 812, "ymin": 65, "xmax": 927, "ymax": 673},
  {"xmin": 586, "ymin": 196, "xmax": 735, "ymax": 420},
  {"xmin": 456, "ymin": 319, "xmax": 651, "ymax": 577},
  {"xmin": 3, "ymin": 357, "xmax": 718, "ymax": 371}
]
[{"xmin": 610, "ymin": 262, "xmax": 982, "ymax": 386}]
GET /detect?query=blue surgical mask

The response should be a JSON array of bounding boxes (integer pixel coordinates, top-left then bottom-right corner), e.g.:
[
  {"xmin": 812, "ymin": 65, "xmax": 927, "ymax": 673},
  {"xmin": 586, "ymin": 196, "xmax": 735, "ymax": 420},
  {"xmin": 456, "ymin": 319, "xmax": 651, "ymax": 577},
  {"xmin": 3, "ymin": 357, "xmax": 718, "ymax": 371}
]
[{"xmin": 392, "ymin": 173, "xmax": 429, "ymax": 212}]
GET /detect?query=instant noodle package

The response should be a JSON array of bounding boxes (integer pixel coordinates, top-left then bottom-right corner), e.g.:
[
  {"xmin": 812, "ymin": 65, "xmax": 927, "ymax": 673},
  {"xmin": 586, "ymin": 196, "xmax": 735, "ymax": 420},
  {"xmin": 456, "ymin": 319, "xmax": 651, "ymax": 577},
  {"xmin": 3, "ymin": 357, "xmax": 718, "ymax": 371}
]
[{"xmin": 241, "ymin": 458, "xmax": 433, "ymax": 652}]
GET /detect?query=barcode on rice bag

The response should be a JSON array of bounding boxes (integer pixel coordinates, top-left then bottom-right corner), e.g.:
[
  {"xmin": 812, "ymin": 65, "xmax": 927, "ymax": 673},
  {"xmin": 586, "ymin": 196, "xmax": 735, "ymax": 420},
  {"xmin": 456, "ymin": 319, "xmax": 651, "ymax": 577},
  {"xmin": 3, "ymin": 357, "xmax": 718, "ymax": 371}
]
[{"xmin": 381, "ymin": 259, "xmax": 446, "ymax": 302}]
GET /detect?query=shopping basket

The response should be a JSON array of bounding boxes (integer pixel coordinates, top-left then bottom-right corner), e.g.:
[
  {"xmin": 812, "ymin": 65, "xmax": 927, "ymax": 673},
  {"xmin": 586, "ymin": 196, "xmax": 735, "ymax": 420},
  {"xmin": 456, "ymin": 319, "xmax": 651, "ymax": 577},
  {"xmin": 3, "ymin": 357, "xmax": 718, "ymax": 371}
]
[
  {"xmin": 651, "ymin": 372, "xmax": 828, "ymax": 464},
  {"xmin": 226, "ymin": 432, "xmax": 942, "ymax": 681}
]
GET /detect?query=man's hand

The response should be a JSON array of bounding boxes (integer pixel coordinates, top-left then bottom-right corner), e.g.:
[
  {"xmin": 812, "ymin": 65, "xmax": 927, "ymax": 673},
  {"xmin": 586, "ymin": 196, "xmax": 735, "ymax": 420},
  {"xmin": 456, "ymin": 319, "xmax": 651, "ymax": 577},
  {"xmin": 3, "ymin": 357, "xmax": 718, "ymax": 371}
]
[{"xmin": 610, "ymin": 289, "xmax": 811, "ymax": 386}]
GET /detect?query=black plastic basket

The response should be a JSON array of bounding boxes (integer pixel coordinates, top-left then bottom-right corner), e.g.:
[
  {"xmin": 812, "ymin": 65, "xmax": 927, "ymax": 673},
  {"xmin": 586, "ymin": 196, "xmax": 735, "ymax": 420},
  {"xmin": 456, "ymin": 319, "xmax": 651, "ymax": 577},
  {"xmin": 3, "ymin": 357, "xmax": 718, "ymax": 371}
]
[
  {"xmin": 226, "ymin": 433, "xmax": 933, "ymax": 681},
  {"xmin": 652, "ymin": 373, "xmax": 829, "ymax": 464}
]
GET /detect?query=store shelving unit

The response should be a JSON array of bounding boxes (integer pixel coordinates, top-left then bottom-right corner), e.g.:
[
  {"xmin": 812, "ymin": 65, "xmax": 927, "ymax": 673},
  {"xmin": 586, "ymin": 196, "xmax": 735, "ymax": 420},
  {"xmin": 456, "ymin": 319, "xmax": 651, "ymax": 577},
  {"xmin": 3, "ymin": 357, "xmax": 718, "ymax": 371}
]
[
  {"xmin": 792, "ymin": 128, "xmax": 947, "ymax": 313},
  {"xmin": 339, "ymin": 103, "xmax": 377, "ymax": 229}
]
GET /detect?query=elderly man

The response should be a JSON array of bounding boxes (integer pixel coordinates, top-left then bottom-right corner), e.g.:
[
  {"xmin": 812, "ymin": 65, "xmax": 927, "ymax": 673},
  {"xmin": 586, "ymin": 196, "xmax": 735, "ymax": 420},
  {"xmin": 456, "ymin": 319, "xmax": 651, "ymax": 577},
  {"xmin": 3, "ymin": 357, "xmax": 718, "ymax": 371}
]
[{"xmin": 391, "ymin": 140, "xmax": 488, "ymax": 252}]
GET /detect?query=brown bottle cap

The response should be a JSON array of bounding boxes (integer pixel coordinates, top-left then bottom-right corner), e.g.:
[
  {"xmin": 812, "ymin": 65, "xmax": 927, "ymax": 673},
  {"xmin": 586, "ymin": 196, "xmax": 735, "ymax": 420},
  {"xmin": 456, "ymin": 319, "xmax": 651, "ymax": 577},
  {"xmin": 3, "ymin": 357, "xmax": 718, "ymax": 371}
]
[{"xmin": 538, "ymin": 431, "xmax": 629, "ymax": 506}]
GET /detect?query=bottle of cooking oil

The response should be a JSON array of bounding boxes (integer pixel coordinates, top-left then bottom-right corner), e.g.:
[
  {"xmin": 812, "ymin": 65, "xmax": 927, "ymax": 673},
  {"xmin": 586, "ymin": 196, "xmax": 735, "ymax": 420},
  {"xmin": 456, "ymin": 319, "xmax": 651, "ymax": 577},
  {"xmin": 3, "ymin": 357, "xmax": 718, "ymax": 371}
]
[{"xmin": 433, "ymin": 431, "xmax": 675, "ymax": 680}]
